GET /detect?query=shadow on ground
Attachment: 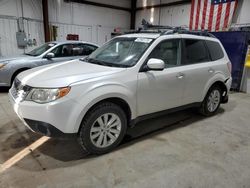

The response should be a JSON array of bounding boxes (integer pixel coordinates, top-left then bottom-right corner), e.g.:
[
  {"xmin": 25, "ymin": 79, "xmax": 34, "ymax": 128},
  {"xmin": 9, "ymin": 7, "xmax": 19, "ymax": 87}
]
[{"xmin": 1, "ymin": 106, "xmax": 226, "ymax": 171}]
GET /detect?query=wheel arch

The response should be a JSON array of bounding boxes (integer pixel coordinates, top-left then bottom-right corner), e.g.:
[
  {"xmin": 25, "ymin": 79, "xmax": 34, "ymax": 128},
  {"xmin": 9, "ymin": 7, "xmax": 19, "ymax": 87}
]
[
  {"xmin": 76, "ymin": 96, "xmax": 133, "ymax": 133},
  {"xmin": 203, "ymin": 80, "xmax": 228, "ymax": 101},
  {"xmin": 11, "ymin": 67, "xmax": 30, "ymax": 84}
]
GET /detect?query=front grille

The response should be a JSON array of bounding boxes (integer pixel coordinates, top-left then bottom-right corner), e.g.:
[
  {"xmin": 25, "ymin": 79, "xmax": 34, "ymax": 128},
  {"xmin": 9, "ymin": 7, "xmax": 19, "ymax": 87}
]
[{"xmin": 10, "ymin": 79, "xmax": 31, "ymax": 101}]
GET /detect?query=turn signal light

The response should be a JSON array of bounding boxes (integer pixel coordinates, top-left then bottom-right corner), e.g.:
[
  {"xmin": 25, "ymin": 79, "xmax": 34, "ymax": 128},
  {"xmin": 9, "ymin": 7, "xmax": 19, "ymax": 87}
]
[{"xmin": 58, "ymin": 87, "xmax": 71, "ymax": 98}]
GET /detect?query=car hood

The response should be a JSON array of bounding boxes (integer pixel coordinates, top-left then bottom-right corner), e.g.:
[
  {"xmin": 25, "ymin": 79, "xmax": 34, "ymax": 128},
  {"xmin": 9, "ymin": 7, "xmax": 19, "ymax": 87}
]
[
  {"xmin": 0, "ymin": 54, "xmax": 35, "ymax": 63},
  {"xmin": 17, "ymin": 60, "xmax": 126, "ymax": 88}
]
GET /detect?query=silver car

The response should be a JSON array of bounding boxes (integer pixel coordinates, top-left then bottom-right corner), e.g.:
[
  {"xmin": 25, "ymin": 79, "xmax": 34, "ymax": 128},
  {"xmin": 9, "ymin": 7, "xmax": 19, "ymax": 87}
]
[{"xmin": 0, "ymin": 41, "xmax": 98, "ymax": 87}]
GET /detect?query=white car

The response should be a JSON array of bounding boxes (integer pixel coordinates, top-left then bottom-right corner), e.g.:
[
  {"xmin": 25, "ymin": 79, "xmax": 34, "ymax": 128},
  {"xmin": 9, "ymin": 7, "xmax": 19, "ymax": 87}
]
[{"xmin": 9, "ymin": 30, "xmax": 232, "ymax": 154}]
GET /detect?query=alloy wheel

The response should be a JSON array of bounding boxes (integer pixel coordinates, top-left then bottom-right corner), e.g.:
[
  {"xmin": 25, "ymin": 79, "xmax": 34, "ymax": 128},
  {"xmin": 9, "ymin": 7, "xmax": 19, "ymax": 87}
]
[
  {"xmin": 207, "ymin": 89, "xmax": 221, "ymax": 112},
  {"xmin": 90, "ymin": 113, "xmax": 122, "ymax": 148}
]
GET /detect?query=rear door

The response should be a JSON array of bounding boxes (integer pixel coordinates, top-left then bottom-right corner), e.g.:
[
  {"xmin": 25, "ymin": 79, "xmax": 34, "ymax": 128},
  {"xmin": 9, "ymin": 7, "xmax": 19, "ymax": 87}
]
[{"xmin": 180, "ymin": 38, "xmax": 213, "ymax": 104}]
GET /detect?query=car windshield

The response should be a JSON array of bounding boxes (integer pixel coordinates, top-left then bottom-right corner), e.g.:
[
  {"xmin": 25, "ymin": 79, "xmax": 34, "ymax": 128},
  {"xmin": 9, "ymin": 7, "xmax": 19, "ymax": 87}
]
[
  {"xmin": 82, "ymin": 37, "xmax": 153, "ymax": 67},
  {"xmin": 25, "ymin": 43, "xmax": 56, "ymax": 56}
]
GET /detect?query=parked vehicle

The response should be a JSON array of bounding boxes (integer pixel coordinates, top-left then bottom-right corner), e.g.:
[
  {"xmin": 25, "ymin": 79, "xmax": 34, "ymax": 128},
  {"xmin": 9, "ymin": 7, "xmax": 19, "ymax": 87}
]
[
  {"xmin": 0, "ymin": 41, "xmax": 98, "ymax": 87},
  {"xmin": 9, "ymin": 30, "xmax": 232, "ymax": 154}
]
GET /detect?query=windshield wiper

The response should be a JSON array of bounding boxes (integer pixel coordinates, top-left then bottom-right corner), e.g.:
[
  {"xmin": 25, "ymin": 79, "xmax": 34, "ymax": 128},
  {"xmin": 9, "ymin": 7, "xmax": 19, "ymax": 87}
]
[
  {"xmin": 107, "ymin": 63, "xmax": 130, "ymax": 68},
  {"xmin": 88, "ymin": 58, "xmax": 107, "ymax": 66},
  {"xmin": 82, "ymin": 58, "xmax": 130, "ymax": 68}
]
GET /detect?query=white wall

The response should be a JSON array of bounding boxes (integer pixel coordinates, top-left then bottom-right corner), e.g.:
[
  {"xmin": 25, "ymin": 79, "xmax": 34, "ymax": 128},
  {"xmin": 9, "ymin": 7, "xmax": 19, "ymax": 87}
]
[
  {"xmin": 48, "ymin": 0, "xmax": 130, "ymax": 45},
  {"xmin": 136, "ymin": 0, "xmax": 250, "ymax": 29},
  {"xmin": 0, "ymin": 0, "xmax": 131, "ymax": 56},
  {"xmin": 0, "ymin": 0, "xmax": 42, "ymax": 19},
  {"xmin": 234, "ymin": 0, "xmax": 250, "ymax": 25},
  {"xmin": 0, "ymin": 0, "xmax": 44, "ymax": 56},
  {"xmin": 137, "ymin": 0, "xmax": 185, "ymax": 7},
  {"xmin": 136, "ymin": 0, "xmax": 190, "ymax": 28}
]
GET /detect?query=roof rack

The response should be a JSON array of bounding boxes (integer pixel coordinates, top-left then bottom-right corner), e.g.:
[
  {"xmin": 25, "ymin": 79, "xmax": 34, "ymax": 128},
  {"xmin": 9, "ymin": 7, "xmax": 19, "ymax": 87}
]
[
  {"xmin": 162, "ymin": 28, "xmax": 216, "ymax": 38},
  {"xmin": 125, "ymin": 19, "xmax": 216, "ymax": 38}
]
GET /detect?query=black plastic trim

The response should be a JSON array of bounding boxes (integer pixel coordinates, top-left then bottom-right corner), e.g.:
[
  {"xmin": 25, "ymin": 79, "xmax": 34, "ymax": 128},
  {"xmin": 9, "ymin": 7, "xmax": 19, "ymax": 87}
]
[
  {"xmin": 64, "ymin": 0, "xmax": 131, "ymax": 12},
  {"xmin": 130, "ymin": 102, "xmax": 201, "ymax": 127},
  {"xmin": 221, "ymin": 95, "xmax": 229, "ymax": 104},
  {"xmin": 24, "ymin": 119, "xmax": 76, "ymax": 138}
]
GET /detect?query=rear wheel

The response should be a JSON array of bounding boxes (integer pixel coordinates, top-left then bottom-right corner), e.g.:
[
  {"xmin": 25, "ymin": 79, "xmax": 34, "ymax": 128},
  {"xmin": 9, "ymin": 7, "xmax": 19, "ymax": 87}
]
[
  {"xmin": 78, "ymin": 102, "xmax": 127, "ymax": 154},
  {"xmin": 199, "ymin": 86, "xmax": 222, "ymax": 116}
]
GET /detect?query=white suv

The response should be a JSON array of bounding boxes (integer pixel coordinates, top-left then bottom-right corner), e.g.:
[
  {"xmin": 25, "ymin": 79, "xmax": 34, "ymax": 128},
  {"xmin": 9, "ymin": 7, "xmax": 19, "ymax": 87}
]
[{"xmin": 9, "ymin": 31, "xmax": 232, "ymax": 154}]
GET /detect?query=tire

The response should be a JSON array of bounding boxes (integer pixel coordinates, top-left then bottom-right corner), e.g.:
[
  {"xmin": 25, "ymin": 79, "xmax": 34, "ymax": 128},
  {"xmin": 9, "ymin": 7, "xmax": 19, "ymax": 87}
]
[
  {"xmin": 78, "ymin": 102, "xmax": 127, "ymax": 155},
  {"xmin": 199, "ymin": 86, "xmax": 222, "ymax": 116}
]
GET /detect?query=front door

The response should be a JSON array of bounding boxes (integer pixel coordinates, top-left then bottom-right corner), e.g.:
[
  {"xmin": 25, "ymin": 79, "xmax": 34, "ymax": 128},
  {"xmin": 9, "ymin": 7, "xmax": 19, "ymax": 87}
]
[
  {"xmin": 41, "ymin": 43, "xmax": 82, "ymax": 65},
  {"xmin": 137, "ymin": 39, "xmax": 185, "ymax": 116}
]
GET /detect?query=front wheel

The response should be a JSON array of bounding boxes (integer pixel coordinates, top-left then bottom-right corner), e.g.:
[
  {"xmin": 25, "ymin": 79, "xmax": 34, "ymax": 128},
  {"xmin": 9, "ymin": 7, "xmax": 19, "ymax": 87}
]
[
  {"xmin": 78, "ymin": 102, "xmax": 127, "ymax": 155},
  {"xmin": 199, "ymin": 86, "xmax": 222, "ymax": 116}
]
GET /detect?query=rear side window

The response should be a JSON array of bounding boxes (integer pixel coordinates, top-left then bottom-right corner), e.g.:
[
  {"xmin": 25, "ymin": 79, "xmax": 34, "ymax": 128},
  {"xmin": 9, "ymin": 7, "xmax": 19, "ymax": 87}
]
[
  {"xmin": 72, "ymin": 44, "xmax": 98, "ymax": 56},
  {"xmin": 182, "ymin": 39, "xmax": 210, "ymax": 65},
  {"xmin": 81, "ymin": 44, "xmax": 98, "ymax": 56},
  {"xmin": 205, "ymin": 40, "xmax": 224, "ymax": 61}
]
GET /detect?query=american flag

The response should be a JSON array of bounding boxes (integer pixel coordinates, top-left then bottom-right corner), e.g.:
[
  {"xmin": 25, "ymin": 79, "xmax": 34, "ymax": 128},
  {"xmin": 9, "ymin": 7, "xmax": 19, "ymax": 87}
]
[{"xmin": 189, "ymin": 0, "xmax": 238, "ymax": 31}]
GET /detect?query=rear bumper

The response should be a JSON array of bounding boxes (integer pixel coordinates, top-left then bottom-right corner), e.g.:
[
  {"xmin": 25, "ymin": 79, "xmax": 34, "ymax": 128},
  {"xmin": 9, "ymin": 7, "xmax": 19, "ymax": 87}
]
[
  {"xmin": 0, "ymin": 82, "xmax": 10, "ymax": 87},
  {"xmin": 221, "ymin": 77, "xmax": 231, "ymax": 104},
  {"xmin": 221, "ymin": 95, "xmax": 229, "ymax": 104},
  {"xmin": 225, "ymin": 77, "xmax": 232, "ymax": 92}
]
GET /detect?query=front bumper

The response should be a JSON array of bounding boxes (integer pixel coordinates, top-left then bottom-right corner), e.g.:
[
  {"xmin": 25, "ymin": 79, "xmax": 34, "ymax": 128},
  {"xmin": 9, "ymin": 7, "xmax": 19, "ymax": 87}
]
[
  {"xmin": 9, "ymin": 91, "xmax": 79, "ymax": 137},
  {"xmin": 0, "ymin": 68, "xmax": 11, "ymax": 87},
  {"xmin": 23, "ymin": 119, "xmax": 76, "ymax": 137}
]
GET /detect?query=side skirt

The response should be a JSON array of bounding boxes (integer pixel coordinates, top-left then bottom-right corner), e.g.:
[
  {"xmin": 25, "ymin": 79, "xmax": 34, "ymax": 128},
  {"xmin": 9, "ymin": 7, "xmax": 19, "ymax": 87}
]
[{"xmin": 129, "ymin": 102, "xmax": 202, "ymax": 127}]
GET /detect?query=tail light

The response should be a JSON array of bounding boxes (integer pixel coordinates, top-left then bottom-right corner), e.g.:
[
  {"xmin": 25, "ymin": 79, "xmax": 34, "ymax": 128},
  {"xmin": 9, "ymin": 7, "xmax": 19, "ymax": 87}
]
[{"xmin": 227, "ymin": 61, "xmax": 232, "ymax": 74}]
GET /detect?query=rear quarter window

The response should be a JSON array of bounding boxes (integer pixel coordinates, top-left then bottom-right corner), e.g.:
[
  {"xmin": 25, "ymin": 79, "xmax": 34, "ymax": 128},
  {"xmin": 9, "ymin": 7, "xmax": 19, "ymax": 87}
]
[
  {"xmin": 182, "ymin": 39, "xmax": 210, "ymax": 65},
  {"xmin": 205, "ymin": 40, "xmax": 224, "ymax": 61}
]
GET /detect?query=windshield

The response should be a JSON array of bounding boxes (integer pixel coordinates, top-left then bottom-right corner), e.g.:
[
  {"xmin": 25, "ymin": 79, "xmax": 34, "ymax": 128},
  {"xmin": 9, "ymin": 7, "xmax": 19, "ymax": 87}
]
[
  {"xmin": 83, "ymin": 37, "xmax": 153, "ymax": 67},
  {"xmin": 25, "ymin": 43, "xmax": 56, "ymax": 56}
]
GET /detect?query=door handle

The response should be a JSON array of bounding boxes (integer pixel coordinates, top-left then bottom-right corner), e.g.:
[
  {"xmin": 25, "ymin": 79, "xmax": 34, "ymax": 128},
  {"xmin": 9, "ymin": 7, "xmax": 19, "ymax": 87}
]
[
  {"xmin": 176, "ymin": 73, "xmax": 185, "ymax": 79},
  {"xmin": 208, "ymin": 68, "xmax": 215, "ymax": 73}
]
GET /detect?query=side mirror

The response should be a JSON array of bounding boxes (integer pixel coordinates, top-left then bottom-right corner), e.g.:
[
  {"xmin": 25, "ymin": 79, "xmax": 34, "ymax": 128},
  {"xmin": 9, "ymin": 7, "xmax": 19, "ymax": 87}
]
[
  {"xmin": 146, "ymin": 58, "xmax": 165, "ymax": 71},
  {"xmin": 45, "ymin": 52, "xmax": 55, "ymax": 59}
]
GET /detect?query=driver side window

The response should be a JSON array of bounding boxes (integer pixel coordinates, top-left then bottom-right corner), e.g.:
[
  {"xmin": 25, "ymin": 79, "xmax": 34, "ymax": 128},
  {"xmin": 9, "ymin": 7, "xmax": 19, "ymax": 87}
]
[
  {"xmin": 50, "ymin": 44, "xmax": 74, "ymax": 57},
  {"xmin": 148, "ymin": 39, "xmax": 181, "ymax": 68}
]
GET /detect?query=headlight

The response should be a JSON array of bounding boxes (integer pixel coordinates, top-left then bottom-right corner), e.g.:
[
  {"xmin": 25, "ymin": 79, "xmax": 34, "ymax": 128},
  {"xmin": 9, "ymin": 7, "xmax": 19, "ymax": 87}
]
[
  {"xmin": 26, "ymin": 87, "xmax": 71, "ymax": 103},
  {"xmin": 0, "ymin": 63, "xmax": 6, "ymax": 69}
]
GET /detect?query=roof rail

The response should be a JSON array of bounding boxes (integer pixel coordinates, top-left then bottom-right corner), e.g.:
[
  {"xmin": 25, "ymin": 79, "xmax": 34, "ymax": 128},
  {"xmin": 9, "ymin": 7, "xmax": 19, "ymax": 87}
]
[
  {"xmin": 126, "ymin": 19, "xmax": 216, "ymax": 38},
  {"xmin": 162, "ymin": 28, "xmax": 216, "ymax": 38}
]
